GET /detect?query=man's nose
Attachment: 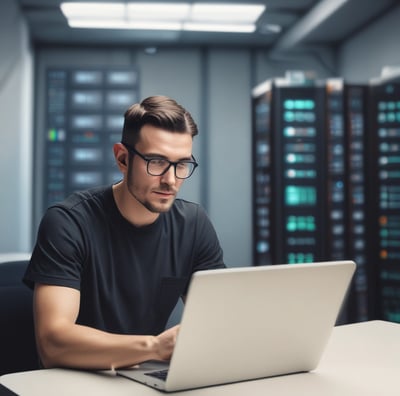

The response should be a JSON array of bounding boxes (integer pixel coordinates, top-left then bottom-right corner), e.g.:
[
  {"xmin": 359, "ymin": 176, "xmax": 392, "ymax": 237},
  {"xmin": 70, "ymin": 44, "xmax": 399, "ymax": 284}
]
[{"xmin": 160, "ymin": 164, "xmax": 176, "ymax": 185}]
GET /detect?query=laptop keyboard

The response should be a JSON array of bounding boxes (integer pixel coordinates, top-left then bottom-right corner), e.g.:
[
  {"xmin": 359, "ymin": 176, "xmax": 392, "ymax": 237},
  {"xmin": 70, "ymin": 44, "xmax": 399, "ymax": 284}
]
[{"xmin": 145, "ymin": 369, "xmax": 169, "ymax": 381}]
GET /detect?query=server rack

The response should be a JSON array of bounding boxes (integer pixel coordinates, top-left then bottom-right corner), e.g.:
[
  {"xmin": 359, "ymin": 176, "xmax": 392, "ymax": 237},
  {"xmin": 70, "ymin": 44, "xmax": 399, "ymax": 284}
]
[
  {"xmin": 325, "ymin": 79, "xmax": 347, "ymax": 261},
  {"xmin": 368, "ymin": 80, "xmax": 400, "ymax": 322},
  {"xmin": 343, "ymin": 84, "xmax": 370, "ymax": 322},
  {"xmin": 252, "ymin": 77, "xmax": 331, "ymax": 266},
  {"xmin": 252, "ymin": 80, "xmax": 273, "ymax": 266},
  {"xmin": 251, "ymin": 77, "xmax": 370, "ymax": 323},
  {"xmin": 43, "ymin": 67, "xmax": 139, "ymax": 212},
  {"xmin": 272, "ymin": 79, "xmax": 327, "ymax": 265}
]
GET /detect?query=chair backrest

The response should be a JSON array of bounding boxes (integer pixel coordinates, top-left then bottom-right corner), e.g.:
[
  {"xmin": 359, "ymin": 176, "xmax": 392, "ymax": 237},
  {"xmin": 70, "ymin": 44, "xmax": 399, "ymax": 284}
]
[{"xmin": 0, "ymin": 260, "xmax": 40, "ymax": 375}]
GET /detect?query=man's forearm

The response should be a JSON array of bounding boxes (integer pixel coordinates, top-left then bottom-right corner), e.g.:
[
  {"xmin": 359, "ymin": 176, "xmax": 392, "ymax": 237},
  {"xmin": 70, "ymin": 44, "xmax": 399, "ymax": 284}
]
[
  {"xmin": 37, "ymin": 323, "xmax": 162, "ymax": 370},
  {"xmin": 33, "ymin": 284, "xmax": 179, "ymax": 370}
]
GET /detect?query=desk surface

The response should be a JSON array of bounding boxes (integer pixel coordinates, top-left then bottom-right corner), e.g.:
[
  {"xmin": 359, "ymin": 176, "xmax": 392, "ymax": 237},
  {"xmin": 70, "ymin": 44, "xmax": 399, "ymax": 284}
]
[
  {"xmin": 0, "ymin": 253, "xmax": 31, "ymax": 263},
  {"xmin": 1, "ymin": 320, "xmax": 400, "ymax": 396}
]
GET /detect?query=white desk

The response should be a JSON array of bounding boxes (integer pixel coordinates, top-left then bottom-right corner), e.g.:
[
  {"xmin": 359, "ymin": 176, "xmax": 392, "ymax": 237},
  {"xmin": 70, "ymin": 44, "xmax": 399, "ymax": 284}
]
[
  {"xmin": 0, "ymin": 253, "xmax": 31, "ymax": 263},
  {"xmin": 1, "ymin": 320, "xmax": 399, "ymax": 396}
]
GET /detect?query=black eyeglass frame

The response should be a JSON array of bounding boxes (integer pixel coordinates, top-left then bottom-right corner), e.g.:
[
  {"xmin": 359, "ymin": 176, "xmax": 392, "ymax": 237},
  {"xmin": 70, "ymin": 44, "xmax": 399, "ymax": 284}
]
[{"xmin": 122, "ymin": 142, "xmax": 198, "ymax": 179}]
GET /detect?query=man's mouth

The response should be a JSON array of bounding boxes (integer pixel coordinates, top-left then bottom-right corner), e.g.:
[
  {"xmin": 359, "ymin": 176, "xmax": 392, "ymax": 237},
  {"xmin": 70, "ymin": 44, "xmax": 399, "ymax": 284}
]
[{"xmin": 154, "ymin": 190, "xmax": 175, "ymax": 197}]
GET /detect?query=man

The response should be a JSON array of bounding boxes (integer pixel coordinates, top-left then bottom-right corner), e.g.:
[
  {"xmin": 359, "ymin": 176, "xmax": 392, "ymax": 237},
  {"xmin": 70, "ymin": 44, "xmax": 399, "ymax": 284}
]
[{"xmin": 24, "ymin": 95, "xmax": 225, "ymax": 370}]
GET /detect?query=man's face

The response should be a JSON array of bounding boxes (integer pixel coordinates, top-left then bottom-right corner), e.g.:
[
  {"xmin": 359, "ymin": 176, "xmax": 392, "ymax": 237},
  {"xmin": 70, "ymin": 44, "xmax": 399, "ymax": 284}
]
[{"xmin": 126, "ymin": 124, "xmax": 193, "ymax": 213}]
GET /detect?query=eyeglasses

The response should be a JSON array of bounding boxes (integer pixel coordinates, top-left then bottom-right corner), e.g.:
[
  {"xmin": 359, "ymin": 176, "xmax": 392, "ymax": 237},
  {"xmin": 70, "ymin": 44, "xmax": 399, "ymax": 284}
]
[{"xmin": 123, "ymin": 143, "xmax": 198, "ymax": 179}]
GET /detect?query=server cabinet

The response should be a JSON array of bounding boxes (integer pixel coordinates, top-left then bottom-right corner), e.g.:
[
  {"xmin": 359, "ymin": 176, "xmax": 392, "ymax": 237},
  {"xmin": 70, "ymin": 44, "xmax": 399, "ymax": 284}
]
[
  {"xmin": 252, "ymin": 80, "xmax": 273, "ymax": 266},
  {"xmin": 343, "ymin": 84, "xmax": 370, "ymax": 322},
  {"xmin": 325, "ymin": 79, "xmax": 347, "ymax": 261},
  {"xmin": 273, "ymin": 80, "xmax": 327, "ymax": 265},
  {"xmin": 43, "ymin": 67, "xmax": 139, "ymax": 212},
  {"xmin": 369, "ymin": 81, "xmax": 400, "ymax": 322},
  {"xmin": 252, "ymin": 78, "xmax": 330, "ymax": 266},
  {"xmin": 251, "ymin": 77, "xmax": 370, "ymax": 323}
]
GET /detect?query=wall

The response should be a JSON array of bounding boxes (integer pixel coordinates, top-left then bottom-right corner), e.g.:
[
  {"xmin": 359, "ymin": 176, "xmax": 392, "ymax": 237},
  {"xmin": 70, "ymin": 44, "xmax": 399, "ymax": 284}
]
[
  {"xmin": 136, "ymin": 48, "xmax": 204, "ymax": 205},
  {"xmin": 0, "ymin": 0, "xmax": 33, "ymax": 253},
  {"xmin": 206, "ymin": 49, "xmax": 252, "ymax": 267},
  {"xmin": 338, "ymin": 5, "xmax": 400, "ymax": 83}
]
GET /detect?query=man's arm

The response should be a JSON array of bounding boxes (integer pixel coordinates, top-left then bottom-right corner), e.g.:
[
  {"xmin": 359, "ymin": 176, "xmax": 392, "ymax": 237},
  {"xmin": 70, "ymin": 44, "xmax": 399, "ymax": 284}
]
[{"xmin": 34, "ymin": 284, "xmax": 179, "ymax": 370}]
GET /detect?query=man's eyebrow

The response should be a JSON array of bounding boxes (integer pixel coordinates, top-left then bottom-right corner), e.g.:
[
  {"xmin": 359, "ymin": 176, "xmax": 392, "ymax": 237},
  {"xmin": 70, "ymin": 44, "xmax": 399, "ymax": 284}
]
[{"xmin": 144, "ymin": 152, "xmax": 193, "ymax": 161}]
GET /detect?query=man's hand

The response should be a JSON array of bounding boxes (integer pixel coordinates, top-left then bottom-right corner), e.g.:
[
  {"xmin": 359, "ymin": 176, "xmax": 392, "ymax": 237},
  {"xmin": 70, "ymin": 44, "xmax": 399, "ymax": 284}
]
[{"xmin": 154, "ymin": 325, "xmax": 180, "ymax": 361}]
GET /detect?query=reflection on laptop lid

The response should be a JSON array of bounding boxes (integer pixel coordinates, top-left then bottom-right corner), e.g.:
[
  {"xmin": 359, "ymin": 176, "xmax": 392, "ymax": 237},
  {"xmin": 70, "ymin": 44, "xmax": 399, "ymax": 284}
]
[{"xmin": 117, "ymin": 260, "xmax": 356, "ymax": 392}]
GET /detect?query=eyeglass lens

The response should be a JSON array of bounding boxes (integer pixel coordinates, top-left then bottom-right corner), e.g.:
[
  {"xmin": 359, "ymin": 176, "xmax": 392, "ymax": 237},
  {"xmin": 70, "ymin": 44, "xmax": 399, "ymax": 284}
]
[{"xmin": 147, "ymin": 159, "xmax": 195, "ymax": 179}]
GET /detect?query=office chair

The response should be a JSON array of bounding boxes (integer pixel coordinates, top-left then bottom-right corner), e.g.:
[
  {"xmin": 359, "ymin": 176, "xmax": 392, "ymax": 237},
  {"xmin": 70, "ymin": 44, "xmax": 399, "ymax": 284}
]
[{"xmin": 0, "ymin": 260, "xmax": 40, "ymax": 375}]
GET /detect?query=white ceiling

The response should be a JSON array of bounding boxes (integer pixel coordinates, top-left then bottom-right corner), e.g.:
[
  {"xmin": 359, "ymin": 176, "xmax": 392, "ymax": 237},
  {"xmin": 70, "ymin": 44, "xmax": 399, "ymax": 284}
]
[{"xmin": 17, "ymin": 0, "xmax": 397, "ymax": 49}]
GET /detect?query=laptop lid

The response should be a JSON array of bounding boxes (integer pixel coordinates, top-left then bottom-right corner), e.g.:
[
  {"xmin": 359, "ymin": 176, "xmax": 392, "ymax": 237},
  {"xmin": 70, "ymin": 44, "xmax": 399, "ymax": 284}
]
[{"xmin": 118, "ymin": 260, "xmax": 356, "ymax": 392}]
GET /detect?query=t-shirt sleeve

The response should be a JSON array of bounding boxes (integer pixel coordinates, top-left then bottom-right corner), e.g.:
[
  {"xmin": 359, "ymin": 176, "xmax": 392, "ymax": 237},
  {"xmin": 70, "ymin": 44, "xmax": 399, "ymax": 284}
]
[
  {"xmin": 24, "ymin": 206, "xmax": 85, "ymax": 290},
  {"xmin": 192, "ymin": 205, "xmax": 225, "ymax": 272}
]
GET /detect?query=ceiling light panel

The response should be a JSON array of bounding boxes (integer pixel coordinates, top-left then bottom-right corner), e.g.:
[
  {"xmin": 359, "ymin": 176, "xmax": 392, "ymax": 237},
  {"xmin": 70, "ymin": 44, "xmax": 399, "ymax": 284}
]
[
  {"xmin": 60, "ymin": 2, "xmax": 266, "ymax": 33},
  {"xmin": 183, "ymin": 22, "xmax": 256, "ymax": 33},
  {"xmin": 190, "ymin": 4, "xmax": 265, "ymax": 23},
  {"xmin": 61, "ymin": 2, "xmax": 125, "ymax": 19},
  {"xmin": 127, "ymin": 3, "xmax": 190, "ymax": 20},
  {"xmin": 68, "ymin": 20, "xmax": 182, "ymax": 30}
]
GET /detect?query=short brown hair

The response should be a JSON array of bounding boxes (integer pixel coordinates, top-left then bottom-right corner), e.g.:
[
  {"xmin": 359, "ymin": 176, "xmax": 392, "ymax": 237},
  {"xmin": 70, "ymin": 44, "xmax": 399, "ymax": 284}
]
[{"xmin": 121, "ymin": 95, "xmax": 198, "ymax": 147}]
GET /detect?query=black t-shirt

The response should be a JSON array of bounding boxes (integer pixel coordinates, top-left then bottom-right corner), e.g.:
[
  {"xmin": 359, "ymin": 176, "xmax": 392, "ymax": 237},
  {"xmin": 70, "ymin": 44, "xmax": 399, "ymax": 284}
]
[{"xmin": 24, "ymin": 185, "xmax": 225, "ymax": 335}]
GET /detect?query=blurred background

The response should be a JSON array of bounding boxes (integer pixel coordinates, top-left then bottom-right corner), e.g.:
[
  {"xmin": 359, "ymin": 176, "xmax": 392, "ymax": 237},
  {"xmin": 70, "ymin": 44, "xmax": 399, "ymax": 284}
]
[{"xmin": 1, "ymin": 0, "xmax": 400, "ymax": 324}]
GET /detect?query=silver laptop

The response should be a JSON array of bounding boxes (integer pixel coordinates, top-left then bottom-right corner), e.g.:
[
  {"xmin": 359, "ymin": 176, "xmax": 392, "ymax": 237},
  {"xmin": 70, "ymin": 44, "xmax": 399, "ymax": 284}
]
[{"xmin": 117, "ymin": 260, "xmax": 356, "ymax": 392}]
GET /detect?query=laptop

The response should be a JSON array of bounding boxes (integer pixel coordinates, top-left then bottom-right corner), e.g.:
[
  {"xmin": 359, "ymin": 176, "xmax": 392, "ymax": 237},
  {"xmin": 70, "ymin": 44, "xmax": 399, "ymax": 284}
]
[{"xmin": 117, "ymin": 260, "xmax": 356, "ymax": 392}]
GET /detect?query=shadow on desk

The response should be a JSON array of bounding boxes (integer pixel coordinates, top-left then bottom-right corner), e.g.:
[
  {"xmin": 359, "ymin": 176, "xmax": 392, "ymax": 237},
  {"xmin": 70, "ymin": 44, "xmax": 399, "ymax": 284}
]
[{"xmin": 0, "ymin": 383, "xmax": 18, "ymax": 396}]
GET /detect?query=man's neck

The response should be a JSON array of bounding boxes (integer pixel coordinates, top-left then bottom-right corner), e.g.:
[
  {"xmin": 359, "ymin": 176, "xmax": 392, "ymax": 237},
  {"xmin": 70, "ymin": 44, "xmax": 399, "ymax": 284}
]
[{"xmin": 112, "ymin": 182, "xmax": 159, "ymax": 227}]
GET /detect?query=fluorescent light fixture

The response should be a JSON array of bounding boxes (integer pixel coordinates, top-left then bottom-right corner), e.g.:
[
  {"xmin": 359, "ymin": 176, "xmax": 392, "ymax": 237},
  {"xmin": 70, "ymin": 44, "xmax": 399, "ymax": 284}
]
[
  {"xmin": 183, "ymin": 22, "xmax": 256, "ymax": 33},
  {"xmin": 68, "ymin": 19, "xmax": 183, "ymax": 31},
  {"xmin": 60, "ymin": 2, "xmax": 266, "ymax": 33},
  {"xmin": 190, "ymin": 4, "xmax": 265, "ymax": 23},
  {"xmin": 61, "ymin": 2, "xmax": 125, "ymax": 18},
  {"xmin": 68, "ymin": 20, "xmax": 125, "ymax": 29},
  {"xmin": 127, "ymin": 3, "xmax": 190, "ymax": 20}
]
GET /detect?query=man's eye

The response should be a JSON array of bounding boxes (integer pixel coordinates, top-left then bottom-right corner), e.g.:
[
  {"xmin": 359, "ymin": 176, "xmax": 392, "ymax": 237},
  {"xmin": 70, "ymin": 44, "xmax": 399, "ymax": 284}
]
[{"xmin": 151, "ymin": 159, "xmax": 168, "ymax": 167}]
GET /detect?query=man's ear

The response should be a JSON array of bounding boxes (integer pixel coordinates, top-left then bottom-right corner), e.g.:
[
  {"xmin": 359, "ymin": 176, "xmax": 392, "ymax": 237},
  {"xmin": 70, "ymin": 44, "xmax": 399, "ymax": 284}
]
[{"xmin": 113, "ymin": 143, "xmax": 129, "ymax": 172}]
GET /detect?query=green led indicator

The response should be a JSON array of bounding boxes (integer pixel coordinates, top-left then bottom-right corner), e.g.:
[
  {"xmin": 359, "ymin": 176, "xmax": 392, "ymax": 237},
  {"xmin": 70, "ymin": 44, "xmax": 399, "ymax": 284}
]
[
  {"xmin": 287, "ymin": 252, "xmax": 314, "ymax": 264},
  {"xmin": 305, "ymin": 100, "xmax": 315, "ymax": 110},
  {"xmin": 380, "ymin": 229, "xmax": 389, "ymax": 238},
  {"xmin": 285, "ymin": 186, "xmax": 316, "ymax": 205},
  {"xmin": 388, "ymin": 156, "xmax": 400, "ymax": 164},
  {"xmin": 284, "ymin": 111, "xmax": 295, "ymax": 122},
  {"xmin": 306, "ymin": 216, "xmax": 315, "ymax": 231},
  {"xmin": 48, "ymin": 129, "xmax": 57, "ymax": 141},
  {"xmin": 286, "ymin": 169, "xmax": 317, "ymax": 178},
  {"xmin": 387, "ymin": 112, "xmax": 396, "ymax": 122},
  {"xmin": 386, "ymin": 171, "xmax": 400, "ymax": 178},
  {"xmin": 284, "ymin": 100, "xmax": 295, "ymax": 110},
  {"xmin": 286, "ymin": 215, "xmax": 316, "ymax": 231},
  {"xmin": 378, "ymin": 113, "xmax": 386, "ymax": 123},
  {"xmin": 286, "ymin": 153, "xmax": 315, "ymax": 164},
  {"xmin": 385, "ymin": 85, "xmax": 395, "ymax": 94},
  {"xmin": 284, "ymin": 99, "xmax": 315, "ymax": 110},
  {"xmin": 287, "ymin": 217, "xmax": 297, "ymax": 232},
  {"xmin": 380, "ymin": 229, "xmax": 400, "ymax": 238}
]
